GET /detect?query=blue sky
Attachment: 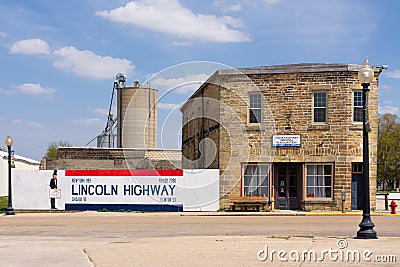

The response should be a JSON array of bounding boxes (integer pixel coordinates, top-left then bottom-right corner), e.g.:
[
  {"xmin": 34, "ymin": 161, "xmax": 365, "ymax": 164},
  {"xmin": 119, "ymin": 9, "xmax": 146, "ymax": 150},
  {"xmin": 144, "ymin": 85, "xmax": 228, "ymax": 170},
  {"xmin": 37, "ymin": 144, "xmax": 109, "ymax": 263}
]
[{"xmin": 0, "ymin": 0, "xmax": 399, "ymax": 160}]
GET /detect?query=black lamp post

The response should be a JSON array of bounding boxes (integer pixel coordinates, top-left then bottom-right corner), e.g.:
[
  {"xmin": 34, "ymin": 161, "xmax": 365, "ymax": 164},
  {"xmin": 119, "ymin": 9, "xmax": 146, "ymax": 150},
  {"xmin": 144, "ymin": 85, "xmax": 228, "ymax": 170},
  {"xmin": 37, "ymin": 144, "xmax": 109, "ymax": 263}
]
[
  {"xmin": 356, "ymin": 57, "xmax": 377, "ymax": 239},
  {"xmin": 5, "ymin": 136, "xmax": 15, "ymax": 215}
]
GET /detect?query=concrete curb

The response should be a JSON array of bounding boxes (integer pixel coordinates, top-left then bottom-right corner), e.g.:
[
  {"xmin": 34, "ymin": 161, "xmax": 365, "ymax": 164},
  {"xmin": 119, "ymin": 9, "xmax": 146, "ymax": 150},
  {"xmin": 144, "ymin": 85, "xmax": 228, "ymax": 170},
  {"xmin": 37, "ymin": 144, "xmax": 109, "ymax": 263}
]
[
  {"xmin": 4, "ymin": 210, "xmax": 400, "ymax": 216},
  {"xmin": 180, "ymin": 211, "xmax": 400, "ymax": 217}
]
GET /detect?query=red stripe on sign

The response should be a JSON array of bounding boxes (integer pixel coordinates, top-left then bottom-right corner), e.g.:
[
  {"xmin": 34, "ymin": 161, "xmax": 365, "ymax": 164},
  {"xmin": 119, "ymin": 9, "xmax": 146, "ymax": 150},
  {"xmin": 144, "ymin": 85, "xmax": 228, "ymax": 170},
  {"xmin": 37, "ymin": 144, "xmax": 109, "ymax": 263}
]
[{"xmin": 65, "ymin": 169, "xmax": 183, "ymax": 177}]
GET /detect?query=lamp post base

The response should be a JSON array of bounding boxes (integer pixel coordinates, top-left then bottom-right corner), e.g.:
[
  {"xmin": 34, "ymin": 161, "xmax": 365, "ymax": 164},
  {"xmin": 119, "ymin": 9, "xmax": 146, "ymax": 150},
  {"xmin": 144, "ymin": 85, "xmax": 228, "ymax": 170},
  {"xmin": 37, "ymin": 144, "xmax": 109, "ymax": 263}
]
[
  {"xmin": 5, "ymin": 206, "xmax": 15, "ymax": 216},
  {"xmin": 356, "ymin": 214, "xmax": 377, "ymax": 239}
]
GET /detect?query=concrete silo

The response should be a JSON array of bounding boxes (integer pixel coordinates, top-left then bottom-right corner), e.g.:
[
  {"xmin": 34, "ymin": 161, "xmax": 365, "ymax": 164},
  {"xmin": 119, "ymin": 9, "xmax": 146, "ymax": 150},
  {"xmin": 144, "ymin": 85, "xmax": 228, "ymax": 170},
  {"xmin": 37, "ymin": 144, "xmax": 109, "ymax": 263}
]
[{"xmin": 117, "ymin": 80, "xmax": 157, "ymax": 148}]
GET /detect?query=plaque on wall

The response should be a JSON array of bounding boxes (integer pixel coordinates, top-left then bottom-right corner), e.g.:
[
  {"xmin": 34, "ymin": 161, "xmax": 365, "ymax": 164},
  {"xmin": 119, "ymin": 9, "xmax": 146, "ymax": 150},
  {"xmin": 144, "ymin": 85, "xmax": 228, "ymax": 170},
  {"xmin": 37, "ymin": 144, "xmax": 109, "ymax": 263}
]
[{"xmin": 272, "ymin": 135, "xmax": 301, "ymax": 147}]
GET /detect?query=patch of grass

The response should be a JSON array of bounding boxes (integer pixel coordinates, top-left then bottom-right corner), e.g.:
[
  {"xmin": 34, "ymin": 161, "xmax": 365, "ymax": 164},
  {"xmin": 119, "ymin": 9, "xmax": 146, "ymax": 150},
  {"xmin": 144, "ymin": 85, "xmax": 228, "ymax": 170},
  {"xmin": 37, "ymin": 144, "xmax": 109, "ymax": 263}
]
[
  {"xmin": 98, "ymin": 208, "xmax": 109, "ymax": 212},
  {"xmin": 97, "ymin": 208, "xmax": 139, "ymax": 213},
  {"xmin": 0, "ymin": 196, "xmax": 8, "ymax": 213}
]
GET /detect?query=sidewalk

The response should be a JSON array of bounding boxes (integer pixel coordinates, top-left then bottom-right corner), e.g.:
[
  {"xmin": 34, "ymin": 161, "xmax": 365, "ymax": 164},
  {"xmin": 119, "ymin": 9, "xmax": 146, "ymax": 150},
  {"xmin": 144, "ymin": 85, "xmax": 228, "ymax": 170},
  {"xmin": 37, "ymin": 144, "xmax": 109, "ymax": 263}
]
[
  {"xmin": 180, "ymin": 210, "xmax": 400, "ymax": 216},
  {"xmin": 86, "ymin": 235, "xmax": 400, "ymax": 267}
]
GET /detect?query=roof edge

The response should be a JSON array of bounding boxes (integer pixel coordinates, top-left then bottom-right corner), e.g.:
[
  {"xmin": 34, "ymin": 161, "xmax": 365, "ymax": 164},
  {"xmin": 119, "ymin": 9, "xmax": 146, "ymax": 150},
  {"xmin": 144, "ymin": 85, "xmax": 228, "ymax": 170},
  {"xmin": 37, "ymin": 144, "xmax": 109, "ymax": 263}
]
[
  {"xmin": 219, "ymin": 63, "xmax": 385, "ymax": 75},
  {"xmin": 180, "ymin": 62, "xmax": 387, "ymax": 110}
]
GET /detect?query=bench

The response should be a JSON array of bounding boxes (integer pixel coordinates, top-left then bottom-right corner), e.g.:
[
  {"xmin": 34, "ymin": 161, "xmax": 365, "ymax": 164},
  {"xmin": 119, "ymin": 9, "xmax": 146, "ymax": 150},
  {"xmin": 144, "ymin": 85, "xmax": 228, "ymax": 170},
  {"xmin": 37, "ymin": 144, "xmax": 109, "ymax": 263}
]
[{"xmin": 229, "ymin": 196, "xmax": 269, "ymax": 212}]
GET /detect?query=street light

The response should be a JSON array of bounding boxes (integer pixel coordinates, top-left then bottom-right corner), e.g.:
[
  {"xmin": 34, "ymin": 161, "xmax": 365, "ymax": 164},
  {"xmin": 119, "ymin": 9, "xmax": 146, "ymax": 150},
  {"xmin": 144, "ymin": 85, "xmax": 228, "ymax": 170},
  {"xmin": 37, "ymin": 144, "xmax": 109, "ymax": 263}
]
[
  {"xmin": 356, "ymin": 57, "xmax": 376, "ymax": 239},
  {"xmin": 5, "ymin": 136, "xmax": 15, "ymax": 215}
]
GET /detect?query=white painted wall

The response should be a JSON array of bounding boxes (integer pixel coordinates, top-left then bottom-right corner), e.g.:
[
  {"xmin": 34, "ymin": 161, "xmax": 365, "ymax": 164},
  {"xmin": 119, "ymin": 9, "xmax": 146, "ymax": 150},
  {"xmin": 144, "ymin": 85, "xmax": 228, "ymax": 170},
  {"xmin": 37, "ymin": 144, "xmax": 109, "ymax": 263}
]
[
  {"xmin": 12, "ymin": 169, "xmax": 220, "ymax": 211},
  {"xmin": 0, "ymin": 151, "xmax": 40, "ymax": 196},
  {"xmin": 388, "ymin": 193, "xmax": 400, "ymax": 200}
]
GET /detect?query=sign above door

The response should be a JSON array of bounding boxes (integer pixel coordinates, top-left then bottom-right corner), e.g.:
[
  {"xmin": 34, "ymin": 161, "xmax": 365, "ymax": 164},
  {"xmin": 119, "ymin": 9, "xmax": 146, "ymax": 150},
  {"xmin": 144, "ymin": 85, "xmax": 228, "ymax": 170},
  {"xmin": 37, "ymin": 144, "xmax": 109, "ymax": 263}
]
[{"xmin": 272, "ymin": 135, "xmax": 301, "ymax": 147}]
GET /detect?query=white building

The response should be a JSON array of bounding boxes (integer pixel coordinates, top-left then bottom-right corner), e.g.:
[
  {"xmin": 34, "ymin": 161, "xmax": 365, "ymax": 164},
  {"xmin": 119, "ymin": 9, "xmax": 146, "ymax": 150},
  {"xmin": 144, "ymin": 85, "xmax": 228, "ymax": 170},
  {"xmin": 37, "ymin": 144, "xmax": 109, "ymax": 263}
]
[{"xmin": 0, "ymin": 151, "xmax": 40, "ymax": 196}]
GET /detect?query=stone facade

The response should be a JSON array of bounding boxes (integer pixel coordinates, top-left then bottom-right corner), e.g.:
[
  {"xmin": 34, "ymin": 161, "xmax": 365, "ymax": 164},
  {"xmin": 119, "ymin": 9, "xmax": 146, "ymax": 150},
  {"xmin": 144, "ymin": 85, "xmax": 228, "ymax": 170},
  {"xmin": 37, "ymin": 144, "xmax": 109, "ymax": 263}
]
[
  {"xmin": 41, "ymin": 147, "xmax": 181, "ymax": 170},
  {"xmin": 181, "ymin": 63, "xmax": 384, "ymax": 211}
]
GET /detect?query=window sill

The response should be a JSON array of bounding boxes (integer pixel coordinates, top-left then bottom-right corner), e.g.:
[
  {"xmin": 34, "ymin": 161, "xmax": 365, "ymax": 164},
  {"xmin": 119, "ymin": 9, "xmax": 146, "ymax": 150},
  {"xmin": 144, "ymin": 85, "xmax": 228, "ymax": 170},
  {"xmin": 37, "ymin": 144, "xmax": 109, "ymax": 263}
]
[
  {"xmin": 305, "ymin": 199, "xmax": 336, "ymax": 205},
  {"xmin": 308, "ymin": 124, "xmax": 330, "ymax": 130},
  {"xmin": 246, "ymin": 124, "xmax": 261, "ymax": 131},
  {"xmin": 350, "ymin": 123, "xmax": 363, "ymax": 131}
]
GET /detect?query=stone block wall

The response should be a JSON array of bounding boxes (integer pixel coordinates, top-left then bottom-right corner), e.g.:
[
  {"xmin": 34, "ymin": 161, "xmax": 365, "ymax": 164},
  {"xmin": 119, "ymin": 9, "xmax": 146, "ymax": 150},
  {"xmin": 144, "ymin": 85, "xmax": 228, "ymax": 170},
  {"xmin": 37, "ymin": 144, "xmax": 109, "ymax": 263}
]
[
  {"xmin": 42, "ymin": 147, "xmax": 182, "ymax": 170},
  {"xmin": 181, "ymin": 63, "xmax": 382, "ymax": 211},
  {"xmin": 181, "ymin": 82, "xmax": 221, "ymax": 169}
]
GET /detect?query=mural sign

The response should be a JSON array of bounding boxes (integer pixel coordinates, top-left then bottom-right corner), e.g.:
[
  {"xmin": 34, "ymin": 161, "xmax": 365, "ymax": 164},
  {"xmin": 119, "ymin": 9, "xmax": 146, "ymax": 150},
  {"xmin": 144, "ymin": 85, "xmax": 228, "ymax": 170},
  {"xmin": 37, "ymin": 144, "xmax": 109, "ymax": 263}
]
[{"xmin": 13, "ymin": 169, "xmax": 220, "ymax": 211}]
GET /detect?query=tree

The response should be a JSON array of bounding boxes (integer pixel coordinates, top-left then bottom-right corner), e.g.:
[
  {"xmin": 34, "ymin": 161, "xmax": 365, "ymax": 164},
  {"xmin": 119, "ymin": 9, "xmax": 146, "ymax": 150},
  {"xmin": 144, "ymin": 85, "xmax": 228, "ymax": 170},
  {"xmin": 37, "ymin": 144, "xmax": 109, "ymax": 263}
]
[
  {"xmin": 45, "ymin": 141, "xmax": 71, "ymax": 158},
  {"xmin": 377, "ymin": 114, "xmax": 400, "ymax": 191}
]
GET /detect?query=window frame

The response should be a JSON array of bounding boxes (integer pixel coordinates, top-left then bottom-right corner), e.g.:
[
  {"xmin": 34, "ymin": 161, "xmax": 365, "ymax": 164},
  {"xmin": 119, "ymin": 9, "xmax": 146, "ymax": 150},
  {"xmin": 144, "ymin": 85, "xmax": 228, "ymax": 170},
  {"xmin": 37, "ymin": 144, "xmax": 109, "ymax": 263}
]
[
  {"xmin": 242, "ymin": 163, "xmax": 270, "ymax": 197},
  {"xmin": 248, "ymin": 92, "xmax": 262, "ymax": 124},
  {"xmin": 312, "ymin": 91, "xmax": 328, "ymax": 124},
  {"xmin": 353, "ymin": 91, "xmax": 363, "ymax": 123},
  {"xmin": 305, "ymin": 163, "xmax": 334, "ymax": 200},
  {"xmin": 352, "ymin": 162, "xmax": 363, "ymax": 174}
]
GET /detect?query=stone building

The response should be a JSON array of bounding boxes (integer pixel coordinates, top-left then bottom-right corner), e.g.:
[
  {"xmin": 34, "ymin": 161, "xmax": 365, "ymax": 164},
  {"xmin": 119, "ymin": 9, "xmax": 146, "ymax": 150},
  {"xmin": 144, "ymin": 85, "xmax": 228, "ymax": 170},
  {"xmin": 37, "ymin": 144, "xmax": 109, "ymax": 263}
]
[{"xmin": 181, "ymin": 63, "xmax": 385, "ymax": 211}]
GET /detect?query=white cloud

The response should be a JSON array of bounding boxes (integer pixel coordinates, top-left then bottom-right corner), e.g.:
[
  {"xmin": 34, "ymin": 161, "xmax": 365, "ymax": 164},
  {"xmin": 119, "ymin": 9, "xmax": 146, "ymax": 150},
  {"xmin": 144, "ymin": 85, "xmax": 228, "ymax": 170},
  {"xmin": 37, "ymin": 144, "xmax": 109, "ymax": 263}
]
[
  {"xmin": 53, "ymin": 46, "xmax": 134, "ymax": 80},
  {"xmin": 213, "ymin": 1, "xmax": 242, "ymax": 12},
  {"xmin": 72, "ymin": 118, "xmax": 103, "ymax": 126},
  {"xmin": 11, "ymin": 118, "xmax": 42, "ymax": 127},
  {"xmin": 96, "ymin": 0, "xmax": 250, "ymax": 42},
  {"xmin": 9, "ymin": 38, "xmax": 50, "ymax": 55},
  {"xmin": 0, "ymin": 88, "xmax": 11, "ymax": 95},
  {"xmin": 379, "ymin": 105, "xmax": 399, "ymax": 115},
  {"xmin": 9, "ymin": 39, "xmax": 134, "ymax": 80},
  {"xmin": 380, "ymin": 84, "xmax": 392, "ymax": 91},
  {"xmin": 11, "ymin": 119, "xmax": 23, "ymax": 125},
  {"xmin": 89, "ymin": 108, "xmax": 109, "ymax": 116},
  {"xmin": 158, "ymin": 103, "xmax": 180, "ymax": 109},
  {"xmin": 88, "ymin": 107, "xmax": 117, "ymax": 116},
  {"xmin": 225, "ymin": 3, "xmax": 242, "ymax": 12},
  {"xmin": 15, "ymin": 83, "xmax": 56, "ymax": 95},
  {"xmin": 172, "ymin": 41, "xmax": 192, "ymax": 46},
  {"xmin": 151, "ymin": 73, "xmax": 209, "ymax": 94},
  {"xmin": 0, "ymin": 83, "xmax": 56, "ymax": 95},
  {"xmin": 26, "ymin": 121, "xmax": 42, "ymax": 127},
  {"xmin": 263, "ymin": 0, "xmax": 282, "ymax": 5},
  {"xmin": 385, "ymin": 70, "xmax": 400, "ymax": 79}
]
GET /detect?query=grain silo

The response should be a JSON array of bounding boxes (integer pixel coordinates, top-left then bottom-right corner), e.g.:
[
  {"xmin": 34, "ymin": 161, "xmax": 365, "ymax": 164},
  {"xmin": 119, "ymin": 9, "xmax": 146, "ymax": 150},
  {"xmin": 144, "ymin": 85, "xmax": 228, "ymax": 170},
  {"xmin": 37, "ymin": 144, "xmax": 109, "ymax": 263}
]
[{"xmin": 116, "ymin": 79, "xmax": 157, "ymax": 148}]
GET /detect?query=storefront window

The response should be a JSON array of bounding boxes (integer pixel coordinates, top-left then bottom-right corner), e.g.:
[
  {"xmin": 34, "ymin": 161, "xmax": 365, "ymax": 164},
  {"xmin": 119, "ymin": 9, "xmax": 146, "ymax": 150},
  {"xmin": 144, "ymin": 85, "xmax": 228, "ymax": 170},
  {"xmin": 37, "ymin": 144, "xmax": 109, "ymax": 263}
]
[
  {"xmin": 249, "ymin": 93, "xmax": 262, "ymax": 123},
  {"xmin": 306, "ymin": 164, "xmax": 333, "ymax": 199},
  {"xmin": 243, "ymin": 164, "xmax": 269, "ymax": 196}
]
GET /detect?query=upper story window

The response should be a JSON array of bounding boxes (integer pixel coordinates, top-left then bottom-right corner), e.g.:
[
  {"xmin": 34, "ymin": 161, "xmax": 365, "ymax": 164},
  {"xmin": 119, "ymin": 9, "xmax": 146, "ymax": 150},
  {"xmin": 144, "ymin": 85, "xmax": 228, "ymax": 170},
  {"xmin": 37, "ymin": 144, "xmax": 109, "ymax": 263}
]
[
  {"xmin": 249, "ymin": 93, "xmax": 262, "ymax": 124},
  {"xmin": 353, "ymin": 91, "xmax": 363, "ymax": 122},
  {"xmin": 313, "ymin": 92, "xmax": 327, "ymax": 123}
]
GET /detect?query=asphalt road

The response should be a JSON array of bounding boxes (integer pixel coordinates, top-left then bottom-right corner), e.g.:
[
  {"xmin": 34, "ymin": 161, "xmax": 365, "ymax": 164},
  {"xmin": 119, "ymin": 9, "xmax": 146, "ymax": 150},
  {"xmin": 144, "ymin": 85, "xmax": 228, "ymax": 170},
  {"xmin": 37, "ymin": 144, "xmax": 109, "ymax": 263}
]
[
  {"xmin": 0, "ymin": 212, "xmax": 399, "ymax": 266},
  {"xmin": 1, "ymin": 212, "xmax": 399, "ymax": 239}
]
